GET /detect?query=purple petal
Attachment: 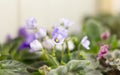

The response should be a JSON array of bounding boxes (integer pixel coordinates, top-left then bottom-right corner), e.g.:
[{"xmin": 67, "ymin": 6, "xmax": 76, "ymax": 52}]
[{"xmin": 18, "ymin": 27, "xmax": 28, "ymax": 37}]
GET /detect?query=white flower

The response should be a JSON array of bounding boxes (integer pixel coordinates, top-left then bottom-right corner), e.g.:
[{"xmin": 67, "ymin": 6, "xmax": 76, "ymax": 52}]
[
  {"xmin": 81, "ymin": 36, "xmax": 90, "ymax": 50},
  {"xmin": 42, "ymin": 38, "xmax": 55, "ymax": 50},
  {"xmin": 30, "ymin": 40, "xmax": 42, "ymax": 52},
  {"xmin": 35, "ymin": 27, "xmax": 47, "ymax": 39},
  {"xmin": 56, "ymin": 43, "xmax": 66, "ymax": 51},
  {"xmin": 68, "ymin": 40, "xmax": 75, "ymax": 51}
]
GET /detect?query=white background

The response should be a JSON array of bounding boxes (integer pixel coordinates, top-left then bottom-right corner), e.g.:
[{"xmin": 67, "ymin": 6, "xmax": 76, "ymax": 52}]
[{"xmin": 2, "ymin": 0, "xmax": 118, "ymax": 43}]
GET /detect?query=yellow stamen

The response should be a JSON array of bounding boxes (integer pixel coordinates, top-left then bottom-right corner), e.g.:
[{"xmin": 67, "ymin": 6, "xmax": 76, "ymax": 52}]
[{"xmin": 55, "ymin": 38, "xmax": 59, "ymax": 43}]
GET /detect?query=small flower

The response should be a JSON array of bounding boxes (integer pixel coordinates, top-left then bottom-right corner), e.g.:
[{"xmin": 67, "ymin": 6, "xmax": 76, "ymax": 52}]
[
  {"xmin": 19, "ymin": 42, "xmax": 30, "ymax": 50},
  {"xmin": 26, "ymin": 17, "xmax": 37, "ymax": 29},
  {"xmin": 42, "ymin": 38, "xmax": 55, "ymax": 50},
  {"xmin": 35, "ymin": 27, "xmax": 47, "ymax": 39},
  {"xmin": 52, "ymin": 26, "xmax": 68, "ymax": 44},
  {"xmin": 25, "ymin": 33, "xmax": 36, "ymax": 44},
  {"xmin": 19, "ymin": 33, "xmax": 36, "ymax": 50},
  {"xmin": 61, "ymin": 18, "xmax": 74, "ymax": 28},
  {"xmin": 30, "ymin": 40, "xmax": 43, "ymax": 52},
  {"xmin": 81, "ymin": 36, "xmax": 90, "ymax": 50},
  {"xmin": 18, "ymin": 27, "xmax": 28, "ymax": 37},
  {"xmin": 97, "ymin": 45, "xmax": 109, "ymax": 60},
  {"xmin": 101, "ymin": 31, "xmax": 110, "ymax": 40}
]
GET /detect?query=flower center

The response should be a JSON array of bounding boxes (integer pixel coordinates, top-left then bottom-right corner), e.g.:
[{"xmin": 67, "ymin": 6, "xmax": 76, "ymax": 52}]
[{"xmin": 55, "ymin": 38, "xmax": 59, "ymax": 43}]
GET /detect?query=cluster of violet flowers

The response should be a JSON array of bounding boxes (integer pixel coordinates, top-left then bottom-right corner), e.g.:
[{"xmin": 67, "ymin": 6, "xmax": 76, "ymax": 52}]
[{"xmin": 19, "ymin": 17, "xmax": 91, "ymax": 55}]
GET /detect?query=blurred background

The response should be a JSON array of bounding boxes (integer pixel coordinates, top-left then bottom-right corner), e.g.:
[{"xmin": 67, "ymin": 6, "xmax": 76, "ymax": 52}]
[{"xmin": 0, "ymin": 0, "xmax": 120, "ymax": 43}]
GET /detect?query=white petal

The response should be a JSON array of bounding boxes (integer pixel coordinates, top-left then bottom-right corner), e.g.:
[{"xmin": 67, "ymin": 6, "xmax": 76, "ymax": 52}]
[
  {"xmin": 68, "ymin": 40, "xmax": 75, "ymax": 51},
  {"xmin": 42, "ymin": 39, "xmax": 55, "ymax": 50},
  {"xmin": 81, "ymin": 36, "xmax": 88, "ymax": 44},
  {"xmin": 30, "ymin": 40, "xmax": 42, "ymax": 52},
  {"xmin": 81, "ymin": 36, "xmax": 90, "ymax": 50}
]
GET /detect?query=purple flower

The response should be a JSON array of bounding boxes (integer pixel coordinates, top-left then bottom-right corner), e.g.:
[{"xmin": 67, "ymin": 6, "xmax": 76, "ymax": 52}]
[
  {"xmin": 52, "ymin": 26, "xmax": 68, "ymax": 44},
  {"xmin": 81, "ymin": 36, "xmax": 90, "ymax": 50},
  {"xmin": 19, "ymin": 33, "xmax": 36, "ymax": 50},
  {"xmin": 18, "ymin": 27, "xmax": 28, "ymax": 37},
  {"xmin": 97, "ymin": 45, "xmax": 109, "ymax": 60},
  {"xmin": 25, "ymin": 33, "xmax": 36, "ymax": 44},
  {"xmin": 35, "ymin": 27, "xmax": 47, "ymax": 39},
  {"xmin": 61, "ymin": 18, "xmax": 74, "ymax": 28},
  {"xmin": 101, "ymin": 31, "xmax": 110, "ymax": 40},
  {"xmin": 26, "ymin": 17, "xmax": 37, "ymax": 29},
  {"xmin": 19, "ymin": 42, "xmax": 30, "ymax": 50}
]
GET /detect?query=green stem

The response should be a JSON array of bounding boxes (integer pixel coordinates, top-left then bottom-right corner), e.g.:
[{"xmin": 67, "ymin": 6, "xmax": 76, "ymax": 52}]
[
  {"xmin": 66, "ymin": 40, "xmax": 71, "ymax": 61},
  {"xmin": 61, "ymin": 44, "xmax": 65, "ymax": 64},
  {"xmin": 52, "ymin": 45, "xmax": 56, "ymax": 57}
]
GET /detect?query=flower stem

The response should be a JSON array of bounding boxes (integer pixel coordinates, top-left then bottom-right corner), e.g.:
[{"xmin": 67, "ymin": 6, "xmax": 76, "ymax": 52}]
[
  {"xmin": 66, "ymin": 40, "xmax": 71, "ymax": 61},
  {"xmin": 52, "ymin": 45, "xmax": 56, "ymax": 57},
  {"xmin": 61, "ymin": 44, "xmax": 65, "ymax": 65}
]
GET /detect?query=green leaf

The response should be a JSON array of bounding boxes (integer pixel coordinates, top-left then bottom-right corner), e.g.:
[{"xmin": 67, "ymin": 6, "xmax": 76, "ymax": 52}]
[
  {"xmin": 0, "ymin": 60, "xmax": 29, "ymax": 75},
  {"xmin": 47, "ymin": 60, "xmax": 90, "ymax": 75}
]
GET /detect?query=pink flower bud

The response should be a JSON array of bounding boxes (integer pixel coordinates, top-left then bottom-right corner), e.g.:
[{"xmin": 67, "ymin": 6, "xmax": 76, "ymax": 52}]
[{"xmin": 101, "ymin": 31, "xmax": 110, "ymax": 40}]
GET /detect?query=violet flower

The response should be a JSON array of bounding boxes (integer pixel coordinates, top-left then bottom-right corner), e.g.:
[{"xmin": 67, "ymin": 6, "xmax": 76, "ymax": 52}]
[
  {"xmin": 97, "ymin": 45, "xmax": 109, "ymax": 60},
  {"xmin": 26, "ymin": 17, "xmax": 37, "ymax": 29},
  {"xmin": 101, "ymin": 31, "xmax": 110, "ymax": 40},
  {"xmin": 61, "ymin": 18, "xmax": 74, "ymax": 28},
  {"xmin": 19, "ymin": 33, "xmax": 36, "ymax": 50},
  {"xmin": 18, "ymin": 27, "xmax": 28, "ymax": 37},
  {"xmin": 52, "ymin": 26, "xmax": 68, "ymax": 44},
  {"xmin": 81, "ymin": 36, "xmax": 90, "ymax": 50},
  {"xmin": 30, "ymin": 40, "xmax": 43, "ymax": 52}
]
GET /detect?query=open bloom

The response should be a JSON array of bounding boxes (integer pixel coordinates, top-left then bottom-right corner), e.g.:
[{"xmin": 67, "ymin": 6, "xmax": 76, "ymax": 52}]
[
  {"xmin": 52, "ymin": 26, "xmax": 68, "ymax": 44},
  {"xmin": 61, "ymin": 18, "xmax": 74, "ymax": 28},
  {"xmin": 26, "ymin": 17, "xmax": 37, "ymax": 29},
  {"xmin": 19, "ymin": 33, "xmax": 36, "ymax": 50},
  {"xmin": 81, "ymin": 36, "xmax": 90, "ymax": 50},
  {"xmin": 35, "ymin": 27, "xmax": 47, "ymax": 39},
  {"xmin": 30, "ymin": 40, "xmax": 43, "ymax": 52},
  {"xmin": 97, "ymin": 45, "xmax": 109, "ymax": 60},
  {"xmin": 101, "ymin": 31, "xmax": 110, "ymax": 40}
]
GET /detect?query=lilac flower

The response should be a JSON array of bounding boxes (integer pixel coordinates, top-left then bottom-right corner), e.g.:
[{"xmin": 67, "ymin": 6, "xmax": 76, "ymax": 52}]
[
  {"xmin": 81, "ymin": 36, "xmax": 90, "ymax": 50},
  {"xmin": 97, "ymin": 45, "xmax": 109, "ymax": 60},
  {"xmin": 19, "ymin": 33, "xmax": 36, "ymax": 50},
  {"xmin": 35, "ymin": 27, "xmax": 47, "ymax": 39},
  {"xmin": 30, "ymin": 40, "xmax": 43, "ymax": 52},
  {"xmin": 61, "ymin": 18, "xmax": 74, "ymax": 28},
  {"xmin": 26, "ymin": 17, "xmax": 37, "ymax": 29},
  {"xmin": 25, "ymin": 33, "xmax": 36, "ymax": 44},
  {"xmin": 19, "ymin": 42, "xmax": 30, "ymax": 50},
  {"xmin": 101, "ymin": 31, "xmax": 110, "ymax": 40},
  {"xmin": 52, "ymin": 26, "xmax": 68, "ymax": 44},
  {"xmin": 18, "ymin": 27, "xmax": 28, "ymax": 37},
  {"xmin": 42, "ymin": 38, "xmax": 55, "ymax": 50}
]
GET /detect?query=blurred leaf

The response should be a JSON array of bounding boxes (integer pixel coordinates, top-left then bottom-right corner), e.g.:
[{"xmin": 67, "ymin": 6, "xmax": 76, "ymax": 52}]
[
  {"xmin": 47, "ymin": 60, "xmax": 90, "ymax": 75},
  {"xmin": 0, "ymin": 60, "xmax": 29, "ymax": 75}
]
